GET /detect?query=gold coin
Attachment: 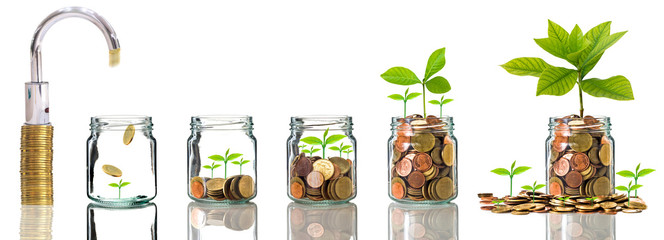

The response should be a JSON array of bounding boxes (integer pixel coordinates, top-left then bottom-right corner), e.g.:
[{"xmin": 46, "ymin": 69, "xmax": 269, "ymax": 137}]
[
  {"xmin": 101, "ymin": 164, "xmax": 122, "ymax": 177},
  {"xmin": 334, "ymin": 176, "xmax": 353, "ymax": 200},
  {"xmin": 430, "ymin": 146, "xmax": 443, "ymax": 165},
  {"xmin": 206, "ymin": 178, "xmax": 226, "ymax": 191},
  {"xmin": 491, "ymin": 205, "xmax": 512, "ymax": 213},
  {"xmin": 237, "ymin": 175, "xmax": 255, "ymax": 199},
  {"xmin": 599, "ymin": 144, "xmax": 611, "ymax": 166},
  {"xmin": 123, "ymin": 124, "xmax": 135, "ymax": 145},
  {"xmin": 588, "ymin": 146, "xmax": 601, "ymax": 165},
  {"xmin": 312, "ymin": 159, "xmax": 335, "ymax": 180},
  {"xmin": 442, "ymin": 144, "xmax": 454, "ymax": 166},
  {"xmin": 569, "ymin": 133, "xmax": 592, "ymax": 152},
  {"xmin": 329, "ymin": 157, "xmax": 350, "ymax": 174},
  {"xmin": 411, "ymin": 133, "xmax": 435, "ymax": 153},
  {"xmin": 511, "ymin": 210, "xmax": 529, "ymax": 215},
  {"xmin": 435, "ymin": 177, "xmax": 453, "ymax": 200}
]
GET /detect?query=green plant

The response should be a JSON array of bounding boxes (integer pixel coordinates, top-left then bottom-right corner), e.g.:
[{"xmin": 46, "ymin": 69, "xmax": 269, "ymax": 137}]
[
  {"xmin": 302, "ymin": 145, "xmax": 321, "ymax": 157},
  {"xmin": 522, "ymin": 181, "xmax": 546, "ymax": 203},
  {"xmin": 202, "ymin": 161, "xmax": 222, "ymax": 178},
  {"xmin": 501, "ymin": 20, "xmax": 634, "ymax": 117},
  {"xmin": 329, "ymin": 142, "xmax": 352, "ymax": 158},
  {"xmin": 585, "ymin": 196, "xmax": 598, "ymax": 202},
  {"xmin": 381, "ymin": 47, "xmax": 452, "ymax": 117},
  {"xmin": 208, "ymin": 148, "xmax": 243, "ymax": 178},
  {"xmin": 343, "ymin": 149, "xmax": 353, "ymax": 159},
  {"xmin": 388, "ymin": 88, "xmax": 422, "ymax": 118},
  {"xmin": 428, "ymin": 95, "xmax": 454, "ymax": 117},
  {"xmin": 492, "ymin": 199, "xmax": 505, "ymax": 206},
  {"xmin": 491, "ymin": 160, "xmax": 531, "ymax": 196},
  {"xmin": 109, "ymin": 179, "xmax": 130, "ymax": 199},
  {"xmin": 300, "ymin": 128, "xmax": 347, "ymax": 159},
  {"xmin": 558, "ymin": 196, "xmax": 572, "ymax": 206},
  {"xmin": 298, "ymin": 144, "xmax": 307, "ymax": 151},
  {"xmin": 616, "ymin": 181, "xmax": 642, "ymax": 206},
  {"xmin": 231, "ymin": 158, "xmax": 251, "ymax": 175},
  {"xmin": 617, "ymin": 163, "xmax": 655, "ymax": 197}
]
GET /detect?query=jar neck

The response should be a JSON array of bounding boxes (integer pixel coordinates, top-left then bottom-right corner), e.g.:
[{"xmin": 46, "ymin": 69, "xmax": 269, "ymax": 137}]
[
  {"xmin": 190, "ymin": 115, "xmax": 253, "ymax": 131},
  {"xmin": 391, "ymin": 116, "xmax": 454, "ymax": 133},
  {"xmin": 90, "ymin": 115, "xmax": 152, "ymax": 132},
  {"xmin": 549, "ymin": 115, "xmax": 611, "ymax": 133},
  {"xmin": 290, "ymin": 115, "xmax": 352, "ymax": 132}
]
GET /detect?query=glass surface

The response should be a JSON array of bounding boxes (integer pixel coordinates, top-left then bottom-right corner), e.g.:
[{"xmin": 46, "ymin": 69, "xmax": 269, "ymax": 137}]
[
  {"xmin": 187, "ymin": 115, "xmax": 257, "ymax": 203},
  {"xmin": 287, "ymin": 202, "xmax": 357, "ymax": 239},
  {"xmin": 389, "ymin": 202, "xmax": 458, "ymax": 239},
  {"xmin": 188, "ymin": 202, "xmax": 257, "ymax": 239},
  {"xmin": 87, "ymin": 115, "xmax": 157, "ymax": 206},
  {"xmin": 547, "ymin": 213, "xmax": 615, "ymax": 240},
  {"xmin": 388, "ymin": 116, "xmax": 457, "ymax": 203},
  {"xmin": 287, "ymin": 116, "xmax": 357, "ymax": 204},
  {"xmin": 87, "ymin": 202, "xmax": 157, "ymax": 240},
  {"xmin": 546, "ymin": 116, "xmax": 614, "ymax": 196}
]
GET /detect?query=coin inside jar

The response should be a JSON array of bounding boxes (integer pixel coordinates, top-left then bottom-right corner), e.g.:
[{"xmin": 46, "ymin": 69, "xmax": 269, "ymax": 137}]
[
  {"xmin": 101, "ymin": 164, "xmax": 122, "ymax": 177},
  {"xmin": 329, "ymin": 157, "xmax": 351, "ymax": 174},
  {"xmin": 569, "ymin": 133, "xmax": 593, "ymax": 152},
  {"xmin": 123, "ymin": 124, "xmax": 135, "ymax": 145},
  {"xmin": 396, "ymin": 155, "xmax": 414, "ymax": 177},
  {"xmin": 293, "ymin": 154, "xmax": 313, "ymax": 177},
  {"xmin": 412, "ymin": 153, "xmax": 433, "ymax": 172},
  {"xmin": 312, "ymin": 159, "xmax": 335, "ymax": 180},
  {"xmin": 553, "ymin": 158, "xmax": 570, "ymax": 177},
  {"xmin": 291, "ymin": 181, "xmax": 305, "ymax": 199},
  {"xmin": 306, "ymin": 171, "xmax": 324, "ymax": 188},
  {"xmin": 391, "ymin": 180, "xmax": 406, "ymax": 199},
  {"xmin": 411, "ymin": 133, "xmax": 436, "ymax": 153},
  {"xmin": 407, "ymin": 171, "xmax": 426, "ymax": 189},
  {"xmin": 570, "ymin": 152, "xmax": 590, "ymax": 171},
  {"xmin": 395, "ymin": 135, "xmax": 411, "ymax": 152},
  {"xmin": 442, "ymin": 144, "xmax": 454, "ymax": 166},
  {"xmin": 565, "ymin": 171, "xmax": 583, "ymax": 188},
  {"xmin": 599, "ymin": 144, "xmax": 611, "ymax": 166},
  {"xmin": 430, "ymin": 146, "xmax": 443, "ymax": 165}
]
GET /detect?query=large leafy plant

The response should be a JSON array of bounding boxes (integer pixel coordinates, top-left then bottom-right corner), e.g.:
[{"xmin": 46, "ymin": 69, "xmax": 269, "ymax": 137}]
[
  {"xmin": 381, "ymin": 48, "xmax": 452, "ymax": 117},
  {"xmin": 501, "ymin": 20, "xmax": 634, "ymax": 117},
  {"xmin": 300, "ymin": 128, "xmax": 347, "ymax": 159}
]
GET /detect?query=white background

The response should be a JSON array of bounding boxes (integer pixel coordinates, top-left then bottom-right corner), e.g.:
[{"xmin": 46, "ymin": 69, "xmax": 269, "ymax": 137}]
[{"xmin": 1, "ymin": 0, "xmax": 662, "ymax": 239}]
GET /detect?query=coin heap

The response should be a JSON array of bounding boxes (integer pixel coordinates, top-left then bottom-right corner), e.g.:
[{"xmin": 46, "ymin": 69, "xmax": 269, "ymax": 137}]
[
  {"xmin": 548, "ymin": 212, "xmax": 615, "ymax": 239},
  {"xmin": 549, "ymin": 115, "xmax": 612, "ymax": 196},
  {"xmin": 190, "ymin": 175, "xmax": 255, "ymax": 201},
  {"xmin": 478, "ymin": 191, "xmax": 647, "ymax": 215},
  {"xmin": 390, "ymin": 206, "xmax": 457, "ymax": 239},
  {"xmin": 390, "ymin": 115, "xmax": 455, "ymax": 202},
  {"xmin": 290, "ymin": 153, "xmax": 354, "ymax": 201},
  {"xmin": 190, "ymin": 205, "xmax": 256, "ymax": 231},
  {"xmin": 20, "ymin": 205, "xmax": 53, "ymax": 240},
  {"xmin": 21, "ymin": 125, "xmax": 54, "ymax": 205},
  {"xmin": 290, "ymin": 205, "xmax": 356, "ymax": 239}
]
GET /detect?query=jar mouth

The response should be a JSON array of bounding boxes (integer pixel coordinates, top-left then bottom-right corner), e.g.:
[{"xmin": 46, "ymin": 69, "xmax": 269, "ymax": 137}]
[
  {"xmin": 191, "ymin": 115, "xmax": 253, "ymax": 130},
  {"xmin": 391, "ymin": 115, "xmax": 454, "ymax": 131},
  {"xmin": 91, "ymin": 115, "xmax": 152, "ymax": 131},
  {"xmin": 290, "ymin": 115, "xmax": 352, "ymax": 131},
  {"xmin": 548, "ymin": 115, "xmax": 610, "ymax": 131}
]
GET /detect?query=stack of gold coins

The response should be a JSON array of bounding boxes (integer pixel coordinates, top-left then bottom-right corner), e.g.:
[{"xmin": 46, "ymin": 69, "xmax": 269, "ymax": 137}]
[
  {"xmin": 20, "ymin": 205, "xmax": 53, "ymax": 240},
  {"xmin": 21, "ymin": 125, "xmax": 54, "ymax": 205}
]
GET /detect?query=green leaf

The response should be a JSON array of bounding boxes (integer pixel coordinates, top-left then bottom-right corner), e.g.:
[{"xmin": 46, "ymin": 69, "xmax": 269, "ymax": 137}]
[
  {"xmin": 429, "ymin": 100, "xmax": 441, "ymax": 105},
  {"xmin": 636, "ymin": 163, "xmax": 641, "ymax": 173},
  {"xmin": 208, "ymin": 155, "xmax": 225, "ymax": 161},
  {"xmin": 329, "ymin": 146, "xmax": 341, "ymax": 151},
  {"xmin": 231, "ymin": 161, "xmax": 241, "ymax": 165},
  {"xmin": 302, "ymin": 149, "xmax": 311, "ymax": 154},
  {"xmin": 490, "ymin": 168, "xmax": 510, "ymax": 176},
  {"xmin": 227, "ymin": 153, "xmax": 243, "ymax": 161},
  {"xmin": 580, "ymin": 52, "xmax": 603, "ymax": 79},
  {"xmin": 324, "ymin": 128, "xmax": 329, "ymax": 139},
  {"xmin": 442, "ymin": 99, "xmax": 454, "ymax": 105},
  {"xmin": 512, "ymin": 166, "xmax": 531, "ymax": 176},
  {"xmin": 579, "ymin": 31, "xmax": 627, "ymax": 70},
  {"xmin": 225, "ymin": 148, "xmax": 230, "ymax": 156},
  {"xmin": 325, "ymin": 134, "xmax": 347, "ymax": 145},
  {"xmin": 120, "ymin": 182, "xmax": 131, "ymax": 187},
  {"xmin": 424, "ymin": 48, "xmax": 446, "ymax": 81},
  {"xmin": 301, "ymin": 136, "xmax": 323, "ymax": 145},
  {"xmin": 109, "ymin": 183, "xmax": 120, "ymax": 188},
  {"xmin": 616, "ymin": 170, "xmax": 636, "ymax": 178},
  {"xmin": 510, "ymin": 161, "xmax": 516, "ymax": 172},
  {"xmin": 637, "ymin": 169, "xmax": 655, "ymax": 177},
  {"xmin": 534, "ymin": 38, "xmax": 568, "ymax": 60},
  {"xmin": 340, "ymin": 145, "xmax": 352, "ymax": 151},
  {"xmin": 425, "ymin": 76, "xmax": 451, "ymax": 94},
  {"xmin": 567, "ymin": 25, "xmax": 585, "ymax": 54},
  {"xmin": 630, "ymin": 184, "xmax": 644, "ymax": 191},
  {"xmin": 203, "ymin": 165, "xmax": 212, "ymax": 169},
  {"xmin": 615, "ymin": 186, "xmax": 628, "ymax": 191},
  {"xmin": 312, "ymin": 149, "xmax": 321, "ymax": 153},
  {"xmin": 212, "ymin": 165, "xmax": 221, "ymax": 169},
  {"xmin": 406, "ymin": 92, "xmax": 422, "ymax": 100},
  {"xmin": 500, "ymin": 57, "xmax": 553, "ymax": 77},
  {"xmin": 566, "ymin": 40, "xmax": 591, "ymax": 64},
  {"xmin": 535, "ymin": 184, "xmax": 546, "ymax": 190},
  {"xmin": 536, "ymin": 67, "xmax": 577, "ymax": 96},
  {"xmin": 381, "ymin": 67, "xmax": 421, "ymax": 85},
  {"xmin": 388, "ymin": 94, "xmax": 404, "ymax": 101},
  {"xmin": 580, "ymin": 75, "xmax": 634, "ymax": 100},
  {"xmin": 547, "ymin": 20, "xmax": 569, "ymax": 43},
  {"xmin": 242, "ymin": 160, "xmax": 251, "ymax": 165},
  {"xmin": 521, "ymin": 185, "xmax": 533, "ymax": 191}
]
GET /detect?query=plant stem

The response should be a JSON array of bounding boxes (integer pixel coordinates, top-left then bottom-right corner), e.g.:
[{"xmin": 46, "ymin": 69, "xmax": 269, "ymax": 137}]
[
  {"xmin": 634, "ymin": 178, "xmax": 638, "ymax": 197},
  {"xmin": 403, "ymin": 100, "xmax": 407, "ymax": 118},
  {"xmin": 240, "ymin": 165, "xmax": 243, "ymax": 175},
  {"xmin": 118, "ymin": 187, "xmax": 122, "ymax": 199},
  {"xmin": 224, "ymin": 161, "xmax": 228, "ymax": 178},
  {"xmin": 211, "ymin": 168, "xmax": 214, "ymax": 178},
  {"xmin": 577, "ymin": 71, "xmax": 584, "ymax": 117},
  {"xmin": 422, "ymin": 83, "xmax": 427, "ymax": 117},
  {"xmin": 509, "ymin": 176, "xmax": 513, "ymax": 196}
]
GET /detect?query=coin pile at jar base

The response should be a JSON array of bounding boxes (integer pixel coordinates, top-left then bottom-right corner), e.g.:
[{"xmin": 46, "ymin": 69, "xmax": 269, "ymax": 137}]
[
  {"xmin": 478, "ymin": 191, "xmax": 647, "ymax": 215},
  {"xmin": 290, "ymin": 153, "xmax": 353, "ymax": 201},
  {"xmin": 21, "ymin": 125, "xmax": 54, "ymax": 205},
  {"xmin": 190, "ymin": 175, "xmax": 255, "ymax": 201},
  {"xmin": 549, "ymin": 115, "xmax": 612, "ymax": 196},
  {"xmin": 390, "ymin": 115, "xmax": 455, "ymax": 202}
]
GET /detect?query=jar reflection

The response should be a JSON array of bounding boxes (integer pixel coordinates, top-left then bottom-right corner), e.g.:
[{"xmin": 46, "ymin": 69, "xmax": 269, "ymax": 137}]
[
  {"xmin": 188, "ymin": 202, "xmax": 257, "ymax": 240},
  {"xmin": 20, "ymin": 205, "xmax": 53, "ymax": 240},
  {"xmin": 87, "ymin": 202, "xmax": 157, "ymax": 240},
  {"xmin": 288, "ymin": 202, "xmax": 357, "ymax": 240},
  {"xmin": 547, "ymin": 213, "xmax": 615, "ymax": 240},
  {"xmin": 389, "ymin": 203, "xmax": 458, "ymax": 240}
]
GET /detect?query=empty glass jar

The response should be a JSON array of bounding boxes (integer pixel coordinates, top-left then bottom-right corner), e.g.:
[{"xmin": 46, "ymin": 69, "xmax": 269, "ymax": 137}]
[
  {"xmin": 388, "ymin": 116, "xmax": 457, "ymax": 203},
  {"xmin": 87, "ymin": 116, "xmax": 156, "ymax": 206},
  {"xmin": 546, "ymin": 115, "xmax": 614, "ymax": 197},
  {"xmin": 287, "ymin": 116, "xmax": 356, "ymax": 204},
  {"xmin": 188, "ymin": 115, "xmax": 257, "ymax": 203}
]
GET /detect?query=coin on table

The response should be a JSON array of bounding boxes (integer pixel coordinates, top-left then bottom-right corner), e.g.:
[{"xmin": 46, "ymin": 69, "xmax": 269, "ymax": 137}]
[
  {"xmin": 413, "ymin": 153, "xmax": 433, "ymax": 172},
  {"xmin": 600, "ymin": 201, "xmax": 617, "ymax": 209},
  {"xmin": 335, "ymin": 176, "xmax": 353, "ymax": 200},
  {"xmin": 491, "ymin": 205, "xmax": 512, "ymax": 213},
  {"xmin": 306, "ymin": 171, "xmax": 324, "ymax": 188},
  {"xmin": 511, "ymin": 210, "xmax": 529, "ymax": 215},
  {"xmin": 622, "ymin": 208, "xmax": 642, "ymax": 214},
  {"xmin": 435, "ymin": 177, "xmax": 454, "ymax": 200},
  {"xmin": 329, "ymin": 157, "xmax": 350, "ymax": 175},
  {"xmin": 101, "ymin": 164, "xmax": 122, "ymax": 177},
  {"xmin": 430, "ymin": 147, "xmax": 443, "ymax": 165},
  {"xmin": 565, "ymin": 171, "xmax": 583, "ymax": 188},
  {"xmin": 312, "ymin": 159, "xmax": 335, "ymax": 180},
  {"xmin": 411, "ymin": 133, "xmax": 436, "ymax": 153},
  {"xmin": 599, "ymin": 144, "xmax": 611, "ymax": 166},
  {"xmin": 123, "ymin": 124, "xmax": 135, "ymax": 145},
  {"xmin": 626, "ymin": 201, "xmax": 647, "ymax": 210},
  {"xmin": 407, "ymin": 171, "xmax": 426, "ymax": 189},
  {"xmin": 396, "ymin": 157, "xmax": 413, "ymax": 177},
  {"xmin": 442, "ymin": 144, "xmax": 454, "ymax": 166},
  {"xmin": 553, "ymin": 159, "xmax": 570, "ymax": 177},
  {"xmin": 237, "ymin": 175, "xmax": 255, "ymax": 199},
  {"xmin": 569, "ymin": 133, "xmax": 592, "ymax": 152}
]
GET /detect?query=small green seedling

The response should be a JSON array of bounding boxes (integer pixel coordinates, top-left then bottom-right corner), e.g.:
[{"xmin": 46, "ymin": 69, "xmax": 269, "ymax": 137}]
[
  {"xmin": 617, "ymin": 163, "xmax": 655, "ymax": 197},
  {"xmin": 329, "ymin": 142, "xmax": 352, "ymax": 158},
  {"xmin": 343, "ymin": 149, "xmax": 354, "ymax": 159},
  {"xmin": 558, "ymin": 196, "xmax": 572, "ymax": 206},
  {"xmin": 501, "ymin": 20, "xmax": 634, "ymax": 117},
  {"xmin": 491, "ymin": 160, "xmax": 532, "ymax": 196},
  {"xmin": 202, "ymin": 161, "xmax": 222, "ymax": 178},
  {"xmin": 231, "ymin": 158, "xmax": 251, "ymax": 175},
  {"xmin": 298, "ymin": 144, "xmax": 307, "ymax": 151},
  {"xmin": 388, "ymin": 88, "xmax": 422, "ymax": 118},
  {"xmin": 428, "ymin": 95, "xmax": 454, "ymax": 117},
  {"xmin": 381, "ymin": 47, "xmax": 452, "ymax": 117},
  {"xmin": 300, "ymin": 128, "xmax": 347, "ymax": 159},
  {"xmin": 209, "ymin": 148, "xmax": 243, "ymax": 178},
  {"xmin": 492, "ymin": 199, "xmax": 505, "ymax": 206},
  {"xmin": 585, "ymin": 196, "xmax": 598, "ymax": 202},
  {"xmin": 109, "ymin": 179, "xmax": 130, "ymax": 199},
  {"xmin": 616, "ymin": 181, "xmax": 642, "ymax": 206},
  {"xmin": 302, "ymin": 145, "xmax": 321, "ymax": 157},
  {"xmin": 522, "ymin": 181, "xmax": 546, "ymax": 203}
]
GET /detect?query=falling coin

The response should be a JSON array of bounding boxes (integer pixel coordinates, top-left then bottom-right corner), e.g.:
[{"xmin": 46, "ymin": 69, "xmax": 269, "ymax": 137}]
[
  {"xmin": 102, "ymin": 164, "xmax": 122, "ymax": 177},
  {"xmin": 123, "ymin": 124, "xmax": 135, "ymax": 145}
]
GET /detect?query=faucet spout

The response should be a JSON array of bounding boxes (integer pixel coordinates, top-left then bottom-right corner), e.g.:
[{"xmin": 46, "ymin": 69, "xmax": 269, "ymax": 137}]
[{"xmin": 30, "ymin": 6, "xmax": 121, "ymax": 83}]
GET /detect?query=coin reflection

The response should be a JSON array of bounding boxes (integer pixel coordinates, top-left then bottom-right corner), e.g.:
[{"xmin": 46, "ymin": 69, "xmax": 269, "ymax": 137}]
[
  {"xmin": 547, "ymin": 213, "xmax": 615, "ymax": 240},
  {"xmin": 87, "ymin": 202, "xmax": 157, "ymax": 240},
  {"xmin": 288, "ymin": 202, "xmax": 357, "ymax": 240},
  {"xmin": 389, "ymin": 202, "xmax": 458, "ymax": 240},
  {"xmin": 188, "ymin": 202, "xmax": 257, "ymax": 240},
  {"xmin": 21, "ymin": 205, "xmax": 53, "ymax": 240}
]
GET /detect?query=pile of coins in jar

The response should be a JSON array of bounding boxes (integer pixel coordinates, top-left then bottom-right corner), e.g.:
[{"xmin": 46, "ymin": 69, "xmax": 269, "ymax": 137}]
[
  {"xmin": 390, "ymin": 115, "xmax": 455, "ymax": 201},
  {"xmin": 190, "ymin": 175, "xmax": 255, "ymax": 201},
  {"xmin": 549, "ymin": 115, "xmax": 612, "ymax": 196},
  {"xmin": 290, "ymin": 153, "xmax": 353, "ymax": 201}
]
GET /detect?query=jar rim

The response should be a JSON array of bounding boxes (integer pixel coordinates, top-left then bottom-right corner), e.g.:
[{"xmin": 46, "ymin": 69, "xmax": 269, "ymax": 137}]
[
  {"xmin": 191, "ymin": 115, "xmax": 253, "ymax": 130},
  {"xmin": 90, "ymin": 115, "xmax": 152, "ymax": 131},
  {"xmin": 290, "ymin": 115, "xmax": 352, "ymax": 130}
]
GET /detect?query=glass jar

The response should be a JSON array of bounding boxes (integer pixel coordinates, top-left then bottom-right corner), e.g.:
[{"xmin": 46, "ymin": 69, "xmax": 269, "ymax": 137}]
[
  {"xmin": 389, "ymin": 202, "xmax": 458, "ymax": 240},
  {"xmin": 87, "ymin": 202, "xmax": 157, "ymax": 239},
  {"xmin": 87, "ymin": 115, "xmax": 156, "ymax": 206},
  {"xmin": 287, "ymin": 116, "xmax": 356, "ymax": 204},
  {"xmin": 546, "ymin": 115, "xmax": 614, "ymax": 197},
  {"xmin": 288, "ymin": 202, "xmax": 357, "ymax": 240},
  {"xmin": 187, "ymin": 115, "xmax": 257, "ymax": 203},
  {"xmin": 547, "ymin": 213, "xmax": 615, "ymax": 240},
  {"xmin": 388, "ymin": 116, "xmax": 457, "ymax": 203},
  {"xmin": 188, "ymin": 202, "xmax": 257, "ymax": 239}
]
